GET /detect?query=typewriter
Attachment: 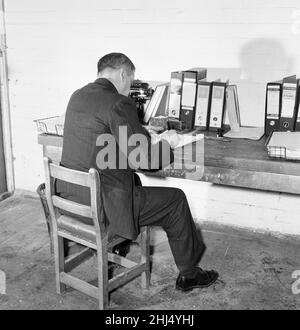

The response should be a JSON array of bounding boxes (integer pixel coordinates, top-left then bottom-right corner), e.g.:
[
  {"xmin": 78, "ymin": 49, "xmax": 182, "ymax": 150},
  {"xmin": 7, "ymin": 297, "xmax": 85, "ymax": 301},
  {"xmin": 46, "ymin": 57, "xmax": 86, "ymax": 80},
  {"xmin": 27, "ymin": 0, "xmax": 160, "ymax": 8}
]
[{"xmin": 129, "ymin": 80, "xmax": 154, "ymax": 123}]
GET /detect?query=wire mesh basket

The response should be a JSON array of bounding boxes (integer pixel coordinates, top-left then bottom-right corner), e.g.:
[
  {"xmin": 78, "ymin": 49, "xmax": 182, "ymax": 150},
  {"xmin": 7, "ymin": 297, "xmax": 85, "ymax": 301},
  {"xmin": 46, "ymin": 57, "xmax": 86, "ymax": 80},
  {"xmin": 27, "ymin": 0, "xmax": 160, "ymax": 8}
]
[
  {"xmin": 265, "ymin": 130, "xmax": 300, "ymax": 161},
  {"xmin": 266, "ymin": 145, "xmax": 287, "ymax": 159},
  {"xmin": 34, "ymin": 115, "xmax": 64, "ymax": 136},
  {"xmin": 266, "ymin": 131, "xmax": 286, "ymax": 159},
  {"xmin": 55, "ymin": 123, "xmax": 64, "ymax": 136}
]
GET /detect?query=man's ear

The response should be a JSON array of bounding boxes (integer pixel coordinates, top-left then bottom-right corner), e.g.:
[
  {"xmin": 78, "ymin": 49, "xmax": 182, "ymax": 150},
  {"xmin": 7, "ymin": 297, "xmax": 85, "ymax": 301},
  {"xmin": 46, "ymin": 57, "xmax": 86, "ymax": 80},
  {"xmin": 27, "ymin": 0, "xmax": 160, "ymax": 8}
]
[{"xmin": 119, "ymin": 67, "xmax": 125, "ymax": 81}]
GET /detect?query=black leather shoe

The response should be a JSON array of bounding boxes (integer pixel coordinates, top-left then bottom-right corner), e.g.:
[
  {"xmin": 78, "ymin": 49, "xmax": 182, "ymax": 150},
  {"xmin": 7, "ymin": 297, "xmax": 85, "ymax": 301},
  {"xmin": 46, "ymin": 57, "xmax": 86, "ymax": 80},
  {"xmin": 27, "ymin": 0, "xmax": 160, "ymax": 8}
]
[
  {"xmin": 112, "ymin": 240, "xmax": 131, "ymax": 257},
  {"xmin": 176, "ymin": 268, "xmax": 219, "ymax": 292}
]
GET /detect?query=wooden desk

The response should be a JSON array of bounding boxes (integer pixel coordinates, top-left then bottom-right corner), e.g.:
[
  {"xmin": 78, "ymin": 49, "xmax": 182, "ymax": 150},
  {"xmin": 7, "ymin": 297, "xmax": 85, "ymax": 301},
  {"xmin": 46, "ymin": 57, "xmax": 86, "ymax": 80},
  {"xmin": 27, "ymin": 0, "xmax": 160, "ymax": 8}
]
[
  {"xmin": 202, "ymin": 137, "xmax": 300, "ymax": 195},
  {"xmin": 38, "ymin": 133, "xmax": 300, "ymax": 195}
]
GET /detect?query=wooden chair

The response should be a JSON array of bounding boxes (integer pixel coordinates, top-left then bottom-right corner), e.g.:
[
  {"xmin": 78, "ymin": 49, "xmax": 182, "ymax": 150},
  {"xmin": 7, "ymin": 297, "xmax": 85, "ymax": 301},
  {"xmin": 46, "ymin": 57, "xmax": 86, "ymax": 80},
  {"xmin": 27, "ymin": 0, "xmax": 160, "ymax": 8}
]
[{"xmin": 43, "ymin": 157, "xmax": 151, "ymax": 309}]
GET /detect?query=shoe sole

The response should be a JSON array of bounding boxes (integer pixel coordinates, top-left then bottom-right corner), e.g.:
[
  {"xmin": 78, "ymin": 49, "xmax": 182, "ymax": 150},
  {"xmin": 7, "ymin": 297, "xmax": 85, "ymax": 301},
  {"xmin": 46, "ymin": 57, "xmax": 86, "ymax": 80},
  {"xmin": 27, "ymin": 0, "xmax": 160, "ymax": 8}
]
[{"xmin": 176, "ymin": 272, "xmax": 219, "ymax": 292}]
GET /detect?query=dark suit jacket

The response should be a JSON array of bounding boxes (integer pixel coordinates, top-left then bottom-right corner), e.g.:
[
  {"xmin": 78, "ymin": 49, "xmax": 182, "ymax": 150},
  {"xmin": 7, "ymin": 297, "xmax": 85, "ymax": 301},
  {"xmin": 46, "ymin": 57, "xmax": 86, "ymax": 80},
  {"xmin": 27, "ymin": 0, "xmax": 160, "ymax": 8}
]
[{"xmin": 56, "ymin": 78, "xmax": 173, "ymax": 240}]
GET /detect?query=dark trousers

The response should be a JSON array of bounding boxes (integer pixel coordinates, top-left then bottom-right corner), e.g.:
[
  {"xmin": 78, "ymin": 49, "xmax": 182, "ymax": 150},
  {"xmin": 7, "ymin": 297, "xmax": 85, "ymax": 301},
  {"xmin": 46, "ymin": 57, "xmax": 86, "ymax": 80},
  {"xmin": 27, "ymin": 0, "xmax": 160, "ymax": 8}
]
[{"xmin": 135, "ymin": 186, "xmax": 206, "ymax": 276}]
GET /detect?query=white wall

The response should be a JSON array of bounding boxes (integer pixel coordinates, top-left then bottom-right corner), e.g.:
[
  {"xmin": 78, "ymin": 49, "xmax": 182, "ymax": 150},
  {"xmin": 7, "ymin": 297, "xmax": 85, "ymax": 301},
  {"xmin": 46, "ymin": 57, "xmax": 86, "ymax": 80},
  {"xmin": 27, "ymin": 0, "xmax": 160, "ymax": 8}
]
[
  {"xmin": 3, "ymin": 0, "xmax": 300, "ymax": 234},
  {"xmin": 139, "ymin": 175, "xmax": 300, "ymax": 237}
]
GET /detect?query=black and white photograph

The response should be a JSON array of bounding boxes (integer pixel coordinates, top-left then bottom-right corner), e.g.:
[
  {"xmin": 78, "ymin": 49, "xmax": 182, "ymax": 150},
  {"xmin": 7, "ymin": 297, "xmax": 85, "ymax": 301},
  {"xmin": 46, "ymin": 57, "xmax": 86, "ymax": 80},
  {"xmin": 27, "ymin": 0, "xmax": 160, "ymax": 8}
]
[{"xmin": 0, "ymin": 0, "xmax": 300, "ymax": 314}]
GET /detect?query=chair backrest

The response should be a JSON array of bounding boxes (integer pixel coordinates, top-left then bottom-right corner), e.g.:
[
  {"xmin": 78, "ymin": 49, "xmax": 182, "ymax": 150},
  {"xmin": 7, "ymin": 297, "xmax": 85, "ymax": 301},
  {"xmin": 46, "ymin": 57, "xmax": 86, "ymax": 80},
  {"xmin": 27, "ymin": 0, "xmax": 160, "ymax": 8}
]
[{"xmin": 43, "ymin": 157, "xmax": 105, "ymax": 236}]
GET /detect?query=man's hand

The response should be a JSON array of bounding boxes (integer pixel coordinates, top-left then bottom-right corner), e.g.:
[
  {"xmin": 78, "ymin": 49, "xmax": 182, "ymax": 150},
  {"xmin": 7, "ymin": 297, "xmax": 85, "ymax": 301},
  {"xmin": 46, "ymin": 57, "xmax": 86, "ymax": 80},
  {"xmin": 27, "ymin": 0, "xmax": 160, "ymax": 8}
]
[
  {"xmin": 143, "ymin": 125, "xmax": 165, "ymax": 135},
  {"xmin": 159, "ymin": 130, "xmax": 181, "ymax": 149},
  {"xmin": 150, "ymin": 129, "xmax": 181, "ymax": 149}
]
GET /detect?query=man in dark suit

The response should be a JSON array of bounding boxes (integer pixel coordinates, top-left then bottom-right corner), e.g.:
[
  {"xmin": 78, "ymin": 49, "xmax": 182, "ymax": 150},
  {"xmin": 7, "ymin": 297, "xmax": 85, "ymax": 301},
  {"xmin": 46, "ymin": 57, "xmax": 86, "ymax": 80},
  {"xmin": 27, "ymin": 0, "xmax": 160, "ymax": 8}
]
[{"xmin": 56, "ymin": 53, "xmax": 218, "ymax": 292}]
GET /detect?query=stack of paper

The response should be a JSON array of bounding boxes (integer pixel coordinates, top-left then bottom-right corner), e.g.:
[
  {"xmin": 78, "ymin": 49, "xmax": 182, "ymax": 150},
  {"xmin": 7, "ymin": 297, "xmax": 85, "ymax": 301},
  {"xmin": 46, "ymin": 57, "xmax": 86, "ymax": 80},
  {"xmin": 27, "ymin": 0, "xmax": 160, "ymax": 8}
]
[{"xmin": 267, "ymin": 131, "xmax": 300, "ymax": 160}]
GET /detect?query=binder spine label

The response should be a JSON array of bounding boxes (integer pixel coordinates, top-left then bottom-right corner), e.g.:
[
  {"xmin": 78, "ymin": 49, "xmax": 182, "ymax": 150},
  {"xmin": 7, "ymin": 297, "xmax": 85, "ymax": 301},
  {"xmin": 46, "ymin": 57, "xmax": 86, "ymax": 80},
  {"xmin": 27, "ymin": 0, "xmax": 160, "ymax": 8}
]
[
  {"xmin": 209, "ymin": 86, "xmax": 225, "ymax": 129},
  {"xmin": 181, "ymin": 78, "xmax": 197, "ymax": 110},
  {"xmin": 168, "ymin": 94, "xmax": 181, "ymax": 118},
  {"xmin": 180, "ymin": 73, "xmax": 197, "ymax": 130},
  {"xmin": 195, "ymin": 85, "xmax": 210, "ymax": 127},
  {"xmin": 168, "ymin": 75, "xmax": 182, "ymax": 119},
  {"xmin": 267, "ymin": 85, "xmax": 280, "ymax": 119},
  {"xmin": 281, "ymin": 83, "xmax": 297, "ymax": 117}
]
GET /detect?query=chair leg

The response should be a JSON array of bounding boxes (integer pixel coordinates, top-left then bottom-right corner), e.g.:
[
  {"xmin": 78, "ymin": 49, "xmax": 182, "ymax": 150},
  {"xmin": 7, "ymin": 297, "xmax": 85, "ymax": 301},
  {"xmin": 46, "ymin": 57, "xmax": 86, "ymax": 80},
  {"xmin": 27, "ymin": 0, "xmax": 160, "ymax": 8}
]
[
  {"xmin": 97, "ymin": 244, "xmax": 109, "ymax": 310},
  {"xmin": 53, "ymin": 235, "xmax": 66, "ymax": 294},
  {"xmin": 141, "ymin": 227, "xmax": 151, "ymax": 289},
  {"xmin": 47, "ymin": 217, "xmax": 54, "ymax": 254}
]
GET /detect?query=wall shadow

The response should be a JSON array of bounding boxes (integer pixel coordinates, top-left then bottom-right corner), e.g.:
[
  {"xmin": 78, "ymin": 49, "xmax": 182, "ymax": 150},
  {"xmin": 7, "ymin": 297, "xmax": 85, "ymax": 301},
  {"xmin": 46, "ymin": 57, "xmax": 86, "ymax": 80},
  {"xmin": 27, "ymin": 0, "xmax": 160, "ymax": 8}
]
[
  {"xmin": 206, "ymin": 38, "xmax": 294, "ymax": 126},
  {"xmin": 238, "ymin": 38, "xmax": 294, "ymax": 126}
]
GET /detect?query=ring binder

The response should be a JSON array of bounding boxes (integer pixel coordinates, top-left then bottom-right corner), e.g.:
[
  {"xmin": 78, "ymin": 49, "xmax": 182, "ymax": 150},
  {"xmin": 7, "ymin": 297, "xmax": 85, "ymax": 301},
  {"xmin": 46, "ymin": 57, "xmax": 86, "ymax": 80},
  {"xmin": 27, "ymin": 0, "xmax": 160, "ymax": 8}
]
[
  {"xmin": 208, "ymin": 80, "xmax": 227, "ymax": 131},
  {"xmin": 194, "ymin": 81, "xmax": 212, "ymax": 131},
  {"xmin": 279, "ymin": 75, "xmax": 297, "ymax": 131}
]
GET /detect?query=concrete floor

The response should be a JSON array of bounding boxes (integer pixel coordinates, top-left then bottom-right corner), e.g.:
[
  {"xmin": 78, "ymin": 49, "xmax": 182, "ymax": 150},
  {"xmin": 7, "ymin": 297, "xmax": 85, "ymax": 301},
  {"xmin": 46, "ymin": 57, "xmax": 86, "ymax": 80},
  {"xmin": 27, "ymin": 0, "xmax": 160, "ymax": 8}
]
[{"xmin": 0, "ymin": 193, "xmax": 300, "ymax": 310}]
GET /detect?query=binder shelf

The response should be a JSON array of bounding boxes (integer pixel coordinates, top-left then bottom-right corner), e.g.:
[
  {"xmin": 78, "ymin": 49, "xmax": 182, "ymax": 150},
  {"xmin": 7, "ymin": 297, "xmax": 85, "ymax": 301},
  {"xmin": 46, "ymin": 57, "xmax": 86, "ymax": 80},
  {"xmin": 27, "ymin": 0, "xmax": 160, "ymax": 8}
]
[{"xmin": 34, "ymin": 115, "xmax": 65, "ymax": 136}]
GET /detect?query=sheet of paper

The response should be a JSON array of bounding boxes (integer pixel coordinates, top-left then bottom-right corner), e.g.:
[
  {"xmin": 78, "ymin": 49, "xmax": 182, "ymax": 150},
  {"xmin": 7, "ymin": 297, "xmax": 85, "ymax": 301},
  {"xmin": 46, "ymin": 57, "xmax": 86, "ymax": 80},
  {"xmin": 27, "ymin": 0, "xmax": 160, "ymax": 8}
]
[
  {"xmin": 285, "ymin": 149, "xmax": 300, "ymax": 160},
  {"xmin": 224, "ymin": 126, "xmax": 264, "ymax": 140},
  {"xmin": 151, "ymin": 130, "xmax": 204, "ymax": 148},
  {"xmin": 267, "ymin": 131, "xmax": 300, "ymax": 149}
]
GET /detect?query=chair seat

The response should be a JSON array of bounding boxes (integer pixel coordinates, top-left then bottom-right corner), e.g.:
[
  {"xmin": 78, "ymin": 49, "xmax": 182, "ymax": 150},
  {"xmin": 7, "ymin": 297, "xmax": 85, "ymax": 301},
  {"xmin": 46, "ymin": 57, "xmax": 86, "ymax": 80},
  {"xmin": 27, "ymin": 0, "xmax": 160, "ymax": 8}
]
[
  {"xmin": 57, "ymin": 215, "xmax": 127, "ymax": 247},
  {"xmin": 57, "ymin": 215, "xmax": 146, "ymax": 249}
]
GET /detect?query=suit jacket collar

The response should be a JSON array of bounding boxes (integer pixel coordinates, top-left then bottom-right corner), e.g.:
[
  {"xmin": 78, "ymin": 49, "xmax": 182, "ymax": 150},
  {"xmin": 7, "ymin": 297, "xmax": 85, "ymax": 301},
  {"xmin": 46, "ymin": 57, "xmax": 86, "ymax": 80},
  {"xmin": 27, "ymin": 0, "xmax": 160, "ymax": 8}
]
[{"xmin": 94, "ymin": 78, "xmax": 119, "ymax": 94}]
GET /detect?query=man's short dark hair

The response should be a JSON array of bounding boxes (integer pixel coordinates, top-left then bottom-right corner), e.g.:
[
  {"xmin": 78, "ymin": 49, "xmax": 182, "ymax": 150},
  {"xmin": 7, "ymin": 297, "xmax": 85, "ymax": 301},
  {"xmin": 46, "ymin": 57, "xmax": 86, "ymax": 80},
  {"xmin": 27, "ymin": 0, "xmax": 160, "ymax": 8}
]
[{"xmin": 97, "ymin": 53, "xmax": 135, "ymax": 75}]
